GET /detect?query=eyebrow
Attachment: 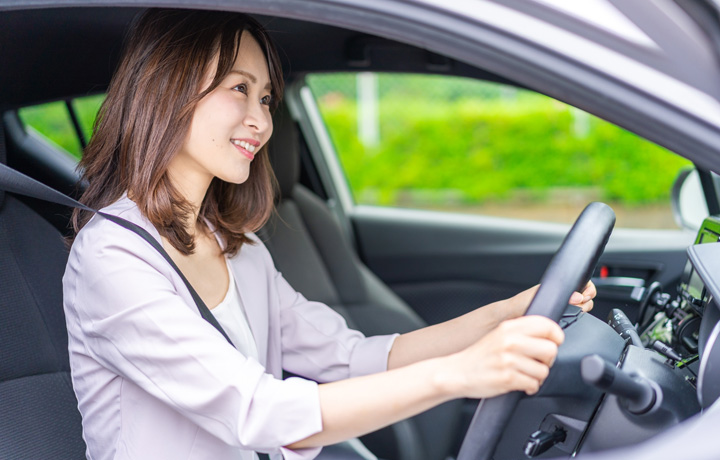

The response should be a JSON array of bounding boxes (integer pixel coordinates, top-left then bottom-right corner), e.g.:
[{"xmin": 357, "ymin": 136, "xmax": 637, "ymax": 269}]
[{"xmin": 229, "ymin": 69, "xmax": 272, "ymax": 91}]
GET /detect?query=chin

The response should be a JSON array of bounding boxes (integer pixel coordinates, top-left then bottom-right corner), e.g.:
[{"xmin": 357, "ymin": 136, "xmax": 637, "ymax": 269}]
[{"xmin": 221, "ymin": 172, "xmax": 251, "ymax": 185}]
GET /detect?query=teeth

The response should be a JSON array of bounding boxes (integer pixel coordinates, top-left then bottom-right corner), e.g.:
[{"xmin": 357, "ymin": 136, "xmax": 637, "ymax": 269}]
[{"xmin": 232, "ymin": 140, "xmax": 257, "ymax": 153}]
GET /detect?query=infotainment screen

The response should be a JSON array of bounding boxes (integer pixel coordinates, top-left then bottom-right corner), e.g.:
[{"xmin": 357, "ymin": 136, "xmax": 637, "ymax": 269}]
[
  {"xmin": 678, "ymin": 216, "xmax": 720, "ymax": 312},
  {"xmin": 694, "ymin": 216, "xmax": 720, "ymax": 245},
  {"xmin": 686, "ymin": 240, "xmax": 720, "ymax": 408}
]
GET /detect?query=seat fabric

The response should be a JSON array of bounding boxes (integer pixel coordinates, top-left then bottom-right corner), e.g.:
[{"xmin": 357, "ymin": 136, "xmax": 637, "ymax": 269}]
[
  {"xmin": 0, "ymin": 189, "xmax": 86, "ymax": 459},
  {"xmin": 263, "ymin": 106, "xmax": 462, "ymax": 460}
]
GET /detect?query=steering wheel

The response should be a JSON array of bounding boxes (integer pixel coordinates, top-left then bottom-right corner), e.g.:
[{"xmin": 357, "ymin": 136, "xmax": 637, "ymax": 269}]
[{"xmin": 457, "ymin": 202, "xmax": 616, "ymax": 460}]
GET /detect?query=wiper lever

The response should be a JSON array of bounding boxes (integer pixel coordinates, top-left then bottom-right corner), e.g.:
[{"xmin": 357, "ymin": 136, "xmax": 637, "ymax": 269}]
[{"xmin": 581, "ymin": 354, "xmax": 660, "ymax": 415}]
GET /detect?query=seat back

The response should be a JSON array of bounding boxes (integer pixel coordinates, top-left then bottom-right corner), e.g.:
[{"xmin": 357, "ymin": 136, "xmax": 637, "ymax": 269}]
[
  {"xmin": 264, "ymin": 106, "xmax": 462, "ymax": 460},
  {"xmin": 0, "ymin": 126, "xmax": 86, "ymax": 459}
]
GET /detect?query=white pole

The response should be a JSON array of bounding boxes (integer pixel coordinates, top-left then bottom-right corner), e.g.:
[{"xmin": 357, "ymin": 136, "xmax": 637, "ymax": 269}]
[
  {"xmin": 357, "ymin": 72, "xmax": 380, "ymax": 148},
  {"xmin": 572, "ymin": 107, "xmax": 590, "ymax": 138}
]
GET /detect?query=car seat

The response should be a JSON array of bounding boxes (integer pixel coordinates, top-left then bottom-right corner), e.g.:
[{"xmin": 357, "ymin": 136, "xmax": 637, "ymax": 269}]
[
  {"xmin": 263, "ymin": 105, "xmax": 463, "ymax": 460},
  {"xmin": 0, "ymin": 126, "xmax": 87, "ymax": 458}
]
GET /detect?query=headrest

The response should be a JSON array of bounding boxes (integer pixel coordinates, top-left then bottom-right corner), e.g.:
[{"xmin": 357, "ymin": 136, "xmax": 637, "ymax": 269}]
[{"xmin": 268, "ymin": 103, "xmax": 300, "ymax": 201}]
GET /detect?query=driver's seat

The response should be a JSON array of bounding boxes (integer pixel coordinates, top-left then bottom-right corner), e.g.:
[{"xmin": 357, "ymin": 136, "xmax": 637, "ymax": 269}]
[
  {"xmin": 263, "ymin": 105, "xmax": 463, "ymax": 460},
  {"xmin": 0, "ymin": 125, "xmax": 87, "ymax": 458}
]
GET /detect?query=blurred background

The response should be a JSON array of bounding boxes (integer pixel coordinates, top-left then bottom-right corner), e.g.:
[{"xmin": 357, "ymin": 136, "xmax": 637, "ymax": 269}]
[{"xmin": 307, "ymin": 73, "xmax": 690, "ymax": 229}]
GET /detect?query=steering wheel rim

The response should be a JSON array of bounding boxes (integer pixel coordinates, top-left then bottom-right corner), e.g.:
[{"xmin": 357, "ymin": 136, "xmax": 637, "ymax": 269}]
[{"xmin": 457, "ymin": 202, "xmax": 616, "ymax": 460}]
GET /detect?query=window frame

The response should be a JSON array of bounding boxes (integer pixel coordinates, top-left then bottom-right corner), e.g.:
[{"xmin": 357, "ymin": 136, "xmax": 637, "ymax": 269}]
[{"xmin": 295, "ymin": 72, "xmax": 698, "ymax": 232}]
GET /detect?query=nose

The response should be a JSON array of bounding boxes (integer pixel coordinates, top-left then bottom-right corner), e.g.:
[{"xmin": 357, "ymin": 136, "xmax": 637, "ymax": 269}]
[{"xmin": 243, "ymin": 99, "xmax": 271, "ymax": 135}]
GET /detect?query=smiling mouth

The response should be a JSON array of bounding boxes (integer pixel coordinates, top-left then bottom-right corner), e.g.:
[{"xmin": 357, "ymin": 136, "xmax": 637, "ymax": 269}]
[
  {"xmin": 231, "ymin": 139, "xmax": 257, "ymax": 160},
  {"xmin": 231, "ymin": 139, "xmax": 257, "ymax": 153}
]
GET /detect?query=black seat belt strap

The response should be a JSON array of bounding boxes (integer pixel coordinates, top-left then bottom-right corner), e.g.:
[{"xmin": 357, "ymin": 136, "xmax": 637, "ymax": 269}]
[{"xmin": 0, "ymin": 163, "xmax": 234, "ymax": 347}]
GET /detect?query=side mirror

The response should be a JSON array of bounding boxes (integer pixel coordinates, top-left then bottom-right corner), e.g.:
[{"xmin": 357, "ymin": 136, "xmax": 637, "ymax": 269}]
[{"xmin": 671, "ymin": 168, "xmax": 708, "ymax": 230}]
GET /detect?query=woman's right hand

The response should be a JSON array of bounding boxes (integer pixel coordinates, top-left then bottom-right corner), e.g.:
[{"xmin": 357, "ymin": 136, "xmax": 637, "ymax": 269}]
[
  {"xmin": 442, "ymin": 316, "xmax": 564, "ymax": 399},
  {"xmin": 290, "ymin": 315, "xmax": 564, "ymax": 450}
]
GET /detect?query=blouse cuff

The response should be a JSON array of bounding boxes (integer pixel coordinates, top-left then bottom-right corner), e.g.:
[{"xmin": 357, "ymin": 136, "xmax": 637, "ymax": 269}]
[
  {"xmin": 349, "ymin": 333, "xmax": 399, "ymax": 378},
  {"xmin": 267, "ymin": 376, "xmax": 321, "ymax": 460},
  {"xmin": 277, "ymin": 445, "xmax": 322, "ymax": 460}
]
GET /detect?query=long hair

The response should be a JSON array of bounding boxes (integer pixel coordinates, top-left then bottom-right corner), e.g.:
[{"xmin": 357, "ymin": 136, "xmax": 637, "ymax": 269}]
[{"xmin": 71, "ymin": 8, "xmax": 283, "ymax": 256}]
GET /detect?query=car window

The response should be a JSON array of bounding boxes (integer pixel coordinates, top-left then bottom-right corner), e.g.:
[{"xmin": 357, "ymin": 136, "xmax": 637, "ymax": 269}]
[
  {"xmin": 305, "ymin": 72, "xmax": 692, "ymax": 229},
  {"xmin": 17, "ymin": 94, "xmax": 105, "ymax": 160},
  {"xmin": 71, "ymin": 94, "xmax": 105, "ymax": 143}
]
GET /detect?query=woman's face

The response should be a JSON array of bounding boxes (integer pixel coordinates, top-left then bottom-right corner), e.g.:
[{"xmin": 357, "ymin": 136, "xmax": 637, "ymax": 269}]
[{"xmin": 169, "ymin": 30, "xmax": 274, "ymax": 198}]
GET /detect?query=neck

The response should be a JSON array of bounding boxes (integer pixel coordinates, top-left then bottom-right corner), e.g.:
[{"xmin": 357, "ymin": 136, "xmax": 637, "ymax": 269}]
[{"xmin": 167, "ymin": 170, "xmax": 212, "ymax": 235}]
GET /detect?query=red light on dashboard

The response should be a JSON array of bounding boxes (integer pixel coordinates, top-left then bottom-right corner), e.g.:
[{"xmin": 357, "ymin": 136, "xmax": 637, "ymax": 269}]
[{"xmin": 600, "ymin": 266, "xmax": 609, "ymax": 278}]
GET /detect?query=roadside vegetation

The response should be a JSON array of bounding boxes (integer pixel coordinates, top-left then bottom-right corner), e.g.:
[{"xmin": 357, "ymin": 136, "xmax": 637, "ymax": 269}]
[{"xmin": 308, "ymin": 73, "xmax": 690, "ymax": 212}]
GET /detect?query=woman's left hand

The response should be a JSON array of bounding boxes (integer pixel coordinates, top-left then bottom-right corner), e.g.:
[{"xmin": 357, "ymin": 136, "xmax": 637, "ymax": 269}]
[
  {"xmin": 568, "ymin": 281, "xmax": 596, "ymax": 313},
  {"xmin": 511, "ymin": 281, "xmax": 596, "ymax": 317}
]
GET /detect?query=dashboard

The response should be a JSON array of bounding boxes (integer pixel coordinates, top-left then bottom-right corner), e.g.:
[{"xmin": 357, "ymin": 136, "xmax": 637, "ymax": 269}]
[{"xmin": 639, "ymin": 215, "xmax": 720, "ymax": 410}]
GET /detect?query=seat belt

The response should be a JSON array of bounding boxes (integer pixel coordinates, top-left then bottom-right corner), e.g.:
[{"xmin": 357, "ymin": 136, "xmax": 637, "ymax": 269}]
[{"xmin": 0, "ymin": 162, "xmax": 235, "ymax": 346}]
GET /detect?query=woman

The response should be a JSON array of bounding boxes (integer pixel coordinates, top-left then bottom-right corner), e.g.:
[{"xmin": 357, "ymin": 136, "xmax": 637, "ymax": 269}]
[{"xmin": 63, "ymin": 8, "xmax": 595, "ymax": 460}]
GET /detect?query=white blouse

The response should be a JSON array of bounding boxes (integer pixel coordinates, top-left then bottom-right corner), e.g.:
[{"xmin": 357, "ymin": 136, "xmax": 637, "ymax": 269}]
[
  {"xmin": 211, "ymin": 261, "xmax": 260, "ymax": 459},
  {"xmin": 212, "ymin": 259, "xmax": 260, "ymax": 363}
]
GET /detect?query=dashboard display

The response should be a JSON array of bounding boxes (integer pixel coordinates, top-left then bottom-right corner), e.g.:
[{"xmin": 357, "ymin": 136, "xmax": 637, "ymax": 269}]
[
  {"xmin": 695, "ymin": 217, "xmax": 720, "ymax": 245},
  {"xmin": 679, "ymin": 216, "xmax": 720, "ymax": 314},
  {"xmin": 686, "ymin": 219, "xmax": 720, "ymax": 408},
  {"xmin": 698, "ymin": 232, "xmax": 719, "ymax": 244}
]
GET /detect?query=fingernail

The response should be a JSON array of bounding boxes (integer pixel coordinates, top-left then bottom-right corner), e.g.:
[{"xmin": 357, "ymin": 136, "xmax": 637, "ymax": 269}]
[
  {"xmin": 570, "ymin": 292, "xmax": 582, "ymax": 304},
  {"xmin": 583, "ymin": 295, "xmax": 592, "ymax": 303}
]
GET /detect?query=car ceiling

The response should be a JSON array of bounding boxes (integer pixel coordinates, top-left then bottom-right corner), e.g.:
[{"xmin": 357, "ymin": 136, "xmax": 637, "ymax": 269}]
[{"xmin": 0, "ymin": 6, "xmax": 513, "ymax": 109}]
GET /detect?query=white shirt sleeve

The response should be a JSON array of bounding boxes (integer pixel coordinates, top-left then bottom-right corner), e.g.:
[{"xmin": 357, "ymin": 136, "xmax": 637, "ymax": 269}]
[
  {"xmin": 245, "ymin": 233, "xmax": 399, "ymax": 383},
  {"xmin": 275, "ymin": 271, "xmax": 398, "ymax": 382}
]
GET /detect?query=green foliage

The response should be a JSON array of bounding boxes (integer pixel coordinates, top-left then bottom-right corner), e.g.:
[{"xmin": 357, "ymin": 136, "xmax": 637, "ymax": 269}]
[
  {"xmin": 18, "ymin": 94, "xmax": 105, "ymax": 160},
  {"xmin": 308, "ymin": 74, "xmax": 690, "ymax": 207},
  {"xmin": 19, "ymin": 101, "xmax": 82, "ymax": 158},
  {"xmin": 73, "ymin": 94, "xmax": 106, "ymax": 142}
]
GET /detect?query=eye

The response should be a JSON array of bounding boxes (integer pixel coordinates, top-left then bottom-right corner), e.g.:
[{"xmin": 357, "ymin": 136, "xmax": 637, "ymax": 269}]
[
  {"xmin": 232, "ymin": 83, "xmax": 248, "ymax": 94},
  {"xmin": 261, "ymin": 94, "xmax": 273, "ymax": 106}
]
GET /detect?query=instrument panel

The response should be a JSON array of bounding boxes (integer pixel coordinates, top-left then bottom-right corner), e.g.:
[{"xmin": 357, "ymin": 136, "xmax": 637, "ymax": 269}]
[{"xmin": 641, "ymin": 215, "xmax": 720, "ymax": 408}]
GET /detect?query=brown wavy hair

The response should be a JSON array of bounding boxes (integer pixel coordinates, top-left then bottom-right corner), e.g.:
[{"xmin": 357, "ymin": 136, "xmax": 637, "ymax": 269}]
[{"xmin": 71, "ymin": 8, "xmax": 283, "ymax": 256}]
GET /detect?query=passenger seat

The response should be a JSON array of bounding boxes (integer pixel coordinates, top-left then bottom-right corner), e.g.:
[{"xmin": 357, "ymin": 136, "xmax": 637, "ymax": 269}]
[{"xmin": 264, "ymin": 105, "xmax": 462, "ymax": 460}]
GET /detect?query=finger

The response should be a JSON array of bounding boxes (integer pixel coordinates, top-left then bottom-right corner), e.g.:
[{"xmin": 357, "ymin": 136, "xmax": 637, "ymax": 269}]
[
  {"xmin": 503, "ymin": 352, "xmax": 552, "ymax": 382},
  {"xmin": 482, "ymin": 370, "xmax": 541, "ymax": 398},
  {"xmin": 502, "ymin": 335, "xmax": 559, "ymax": 366},
  {"xmin": 506, "ymin": 370, "xmax": 544, "ymax": 396},
  {"xmin": 582, "ymin": 281, "xmax": 597, "ymax": 302},
  {"xmin": 487, "ymin": 364, "xmax": 546, "ymax": 396},
  {"xmin": 579, "ymin": 299, "xmax": 594, "ymax": 313},
  {"xmin": 569, "ymin": 291, "xmax": 583, "ymax": 305},
  {"xmin": 501, "ymin": 316, "xmax": 565, "ymax": 345}
]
